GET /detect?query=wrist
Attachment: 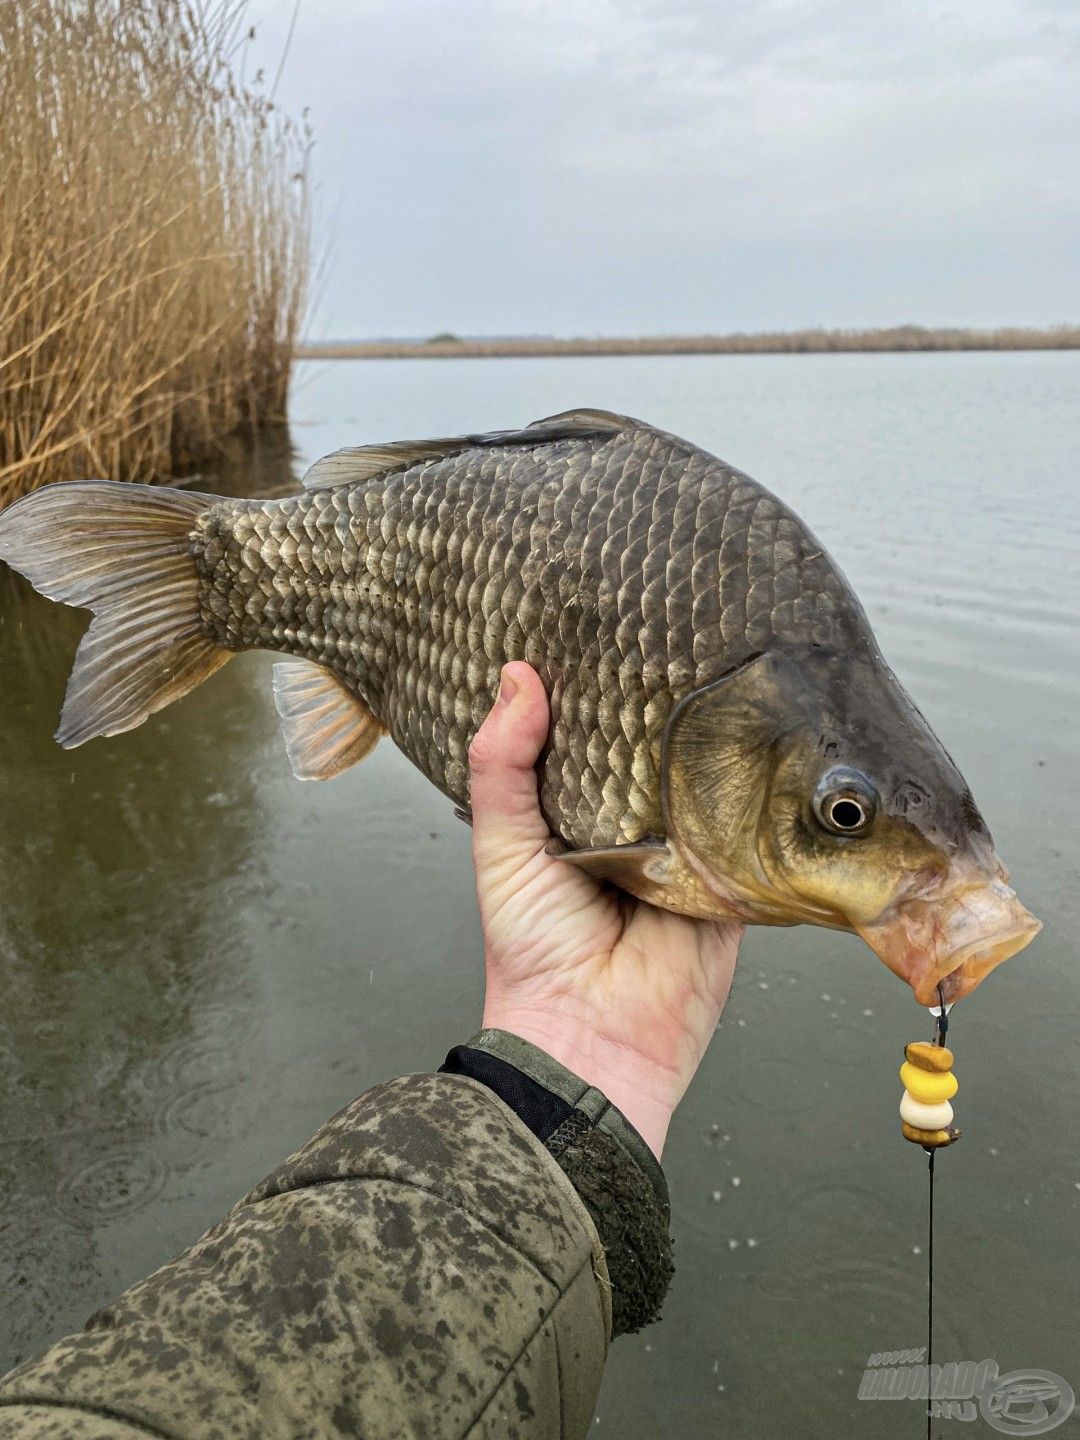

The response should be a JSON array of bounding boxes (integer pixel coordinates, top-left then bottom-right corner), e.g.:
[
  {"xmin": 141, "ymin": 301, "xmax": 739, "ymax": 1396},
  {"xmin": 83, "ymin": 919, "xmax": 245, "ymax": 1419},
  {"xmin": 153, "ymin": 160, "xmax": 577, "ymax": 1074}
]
[{"xmin": 480, "ymin": 994, "xmax": 680, "ymax": 1158}]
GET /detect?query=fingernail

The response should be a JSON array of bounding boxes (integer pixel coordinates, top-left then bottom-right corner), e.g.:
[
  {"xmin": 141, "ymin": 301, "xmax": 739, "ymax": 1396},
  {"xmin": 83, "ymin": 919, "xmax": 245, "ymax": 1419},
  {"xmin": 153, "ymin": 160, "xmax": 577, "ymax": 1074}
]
[{"xmin": 499, "ymin": 669, "xmax": 518, "ymax": 706}]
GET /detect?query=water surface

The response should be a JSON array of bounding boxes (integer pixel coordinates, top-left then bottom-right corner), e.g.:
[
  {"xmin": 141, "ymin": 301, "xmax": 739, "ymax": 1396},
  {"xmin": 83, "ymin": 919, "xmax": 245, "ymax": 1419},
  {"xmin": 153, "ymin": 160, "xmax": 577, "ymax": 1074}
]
[{"xmin": 2, "ymin": 352, "xmax": 1077, "ymax": 1437}]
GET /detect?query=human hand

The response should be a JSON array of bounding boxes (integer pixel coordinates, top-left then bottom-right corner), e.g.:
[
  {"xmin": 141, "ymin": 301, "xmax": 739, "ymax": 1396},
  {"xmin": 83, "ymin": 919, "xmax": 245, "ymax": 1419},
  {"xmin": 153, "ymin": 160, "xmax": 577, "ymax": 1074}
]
[{"xmin": 468, "ymin": 662, "xmax": 744, "ymax": 1158}]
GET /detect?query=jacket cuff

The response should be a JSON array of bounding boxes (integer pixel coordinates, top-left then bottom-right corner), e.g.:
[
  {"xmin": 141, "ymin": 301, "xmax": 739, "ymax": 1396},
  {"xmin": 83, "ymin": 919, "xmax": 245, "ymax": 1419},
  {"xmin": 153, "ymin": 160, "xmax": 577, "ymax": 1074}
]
[{"xmin": 440, "ymin": 1028, "xmax": 674, "ymax": 1336}]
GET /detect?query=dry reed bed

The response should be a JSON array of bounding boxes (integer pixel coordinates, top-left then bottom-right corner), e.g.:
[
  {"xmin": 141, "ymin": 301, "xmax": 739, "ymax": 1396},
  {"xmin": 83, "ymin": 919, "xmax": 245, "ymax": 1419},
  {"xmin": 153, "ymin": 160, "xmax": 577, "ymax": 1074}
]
[
  {"xmin": 299, "ymin": 325, "xmax": 1080, "ymax": 361},
  {"xmin": 0, "ymin": 0, "xmax": 311, "ymax": 506}
]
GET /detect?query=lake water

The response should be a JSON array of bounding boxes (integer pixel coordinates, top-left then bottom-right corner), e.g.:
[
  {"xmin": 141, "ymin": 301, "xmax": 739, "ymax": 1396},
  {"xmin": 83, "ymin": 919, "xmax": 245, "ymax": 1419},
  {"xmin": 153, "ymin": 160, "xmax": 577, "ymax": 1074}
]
[{"xmin": 1, "ymin": 352, "xmax": 1078, "ymax": 1438}]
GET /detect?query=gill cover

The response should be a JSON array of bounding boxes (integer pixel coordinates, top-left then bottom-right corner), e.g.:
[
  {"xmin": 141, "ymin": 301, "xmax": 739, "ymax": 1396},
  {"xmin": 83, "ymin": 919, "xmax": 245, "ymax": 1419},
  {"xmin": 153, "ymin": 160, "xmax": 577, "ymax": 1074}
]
[{"xmin": 661, "ymin": 652, "xmax": 812, "ymax": 924}]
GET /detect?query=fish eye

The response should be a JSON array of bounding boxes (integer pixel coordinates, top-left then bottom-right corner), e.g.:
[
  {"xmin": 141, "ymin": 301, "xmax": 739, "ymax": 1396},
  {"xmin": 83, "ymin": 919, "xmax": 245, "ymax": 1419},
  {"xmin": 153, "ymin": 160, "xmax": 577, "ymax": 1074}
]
[{"xmin": 813, "ymin": 769, "xmax": 877, "ymax": 837}]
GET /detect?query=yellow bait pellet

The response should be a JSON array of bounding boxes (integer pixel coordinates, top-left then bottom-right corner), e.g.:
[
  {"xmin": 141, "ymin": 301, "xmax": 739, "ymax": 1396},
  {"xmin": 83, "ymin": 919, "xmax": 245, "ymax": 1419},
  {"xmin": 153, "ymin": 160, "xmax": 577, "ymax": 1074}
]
[{"xmin": 899, "ymin": 1061, "xmax": 958, "ymax": 1104}]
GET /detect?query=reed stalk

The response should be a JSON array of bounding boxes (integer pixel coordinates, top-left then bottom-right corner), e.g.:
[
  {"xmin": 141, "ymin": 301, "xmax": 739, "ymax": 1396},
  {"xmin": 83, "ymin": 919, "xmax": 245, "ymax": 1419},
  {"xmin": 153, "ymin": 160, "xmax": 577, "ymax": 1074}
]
[{"xmin": 0, "ymin": 0, "xmax": 311, "ymax": 505}]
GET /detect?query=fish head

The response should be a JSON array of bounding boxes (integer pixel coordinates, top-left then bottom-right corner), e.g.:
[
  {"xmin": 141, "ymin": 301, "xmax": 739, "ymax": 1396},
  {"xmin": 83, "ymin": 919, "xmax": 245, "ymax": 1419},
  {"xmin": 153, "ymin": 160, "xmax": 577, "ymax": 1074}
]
[{"xmin": 662, "ymin": 647, "xmax": 1041, "ymax": 1005}]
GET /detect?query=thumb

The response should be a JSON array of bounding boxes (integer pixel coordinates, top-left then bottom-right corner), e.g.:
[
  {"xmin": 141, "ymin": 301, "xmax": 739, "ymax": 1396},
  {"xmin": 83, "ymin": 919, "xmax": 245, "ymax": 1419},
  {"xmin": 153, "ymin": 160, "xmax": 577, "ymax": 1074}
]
[{"xmin": 468, "ymin": 662, "xmax": 552, "ymax": 870}]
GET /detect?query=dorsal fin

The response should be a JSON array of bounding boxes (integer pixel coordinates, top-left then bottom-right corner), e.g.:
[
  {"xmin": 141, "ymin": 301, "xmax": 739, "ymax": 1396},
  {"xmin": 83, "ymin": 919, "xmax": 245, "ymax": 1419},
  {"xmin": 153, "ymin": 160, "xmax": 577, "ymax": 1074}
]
[{"xmin": 300, "ymin": 408, "xmax": 631, "ymax": 492}]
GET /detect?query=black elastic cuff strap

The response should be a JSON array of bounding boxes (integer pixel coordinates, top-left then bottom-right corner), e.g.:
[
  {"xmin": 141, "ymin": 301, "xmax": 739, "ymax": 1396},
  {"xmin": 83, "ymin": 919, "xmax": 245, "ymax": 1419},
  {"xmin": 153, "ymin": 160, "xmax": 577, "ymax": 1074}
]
[{"xmin": 440, "ymin": 1045, "xmax": 574, "ymax": 1143}]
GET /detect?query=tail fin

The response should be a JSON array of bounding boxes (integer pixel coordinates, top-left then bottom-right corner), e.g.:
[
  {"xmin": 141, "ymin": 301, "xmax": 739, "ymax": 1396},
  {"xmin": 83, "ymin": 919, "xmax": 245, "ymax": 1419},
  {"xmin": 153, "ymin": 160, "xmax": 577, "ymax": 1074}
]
[{"xmin": 0, "ymin": 480, "xmax": 230, "ymax": 747}]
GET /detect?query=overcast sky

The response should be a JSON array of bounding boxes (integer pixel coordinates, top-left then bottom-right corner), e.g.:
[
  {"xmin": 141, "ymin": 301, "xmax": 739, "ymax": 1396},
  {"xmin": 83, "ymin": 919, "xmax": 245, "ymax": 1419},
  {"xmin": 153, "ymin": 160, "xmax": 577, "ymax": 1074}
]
[{"xmin": 248, "ymin": 0, "xmax": 1079, "ymax": 339}]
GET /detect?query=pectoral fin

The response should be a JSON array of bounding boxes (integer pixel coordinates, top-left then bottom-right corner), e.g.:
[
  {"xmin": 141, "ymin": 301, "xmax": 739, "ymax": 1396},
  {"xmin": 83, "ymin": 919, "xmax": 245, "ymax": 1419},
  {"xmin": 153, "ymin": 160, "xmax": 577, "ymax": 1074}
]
[
  {"xmin": 662, "ymin": 651, "xmax": 790, "ymax": 860},
  {"xmin": 547, "ymin": 838, "xmax": 674, "ymax": 892},
  {"xmin": 272, "ymin": 662, "xmax": 385, "ymax": 780},
  {"xmin": 548, "ymin": 835, "xmax": 748, "ymax": 919}
]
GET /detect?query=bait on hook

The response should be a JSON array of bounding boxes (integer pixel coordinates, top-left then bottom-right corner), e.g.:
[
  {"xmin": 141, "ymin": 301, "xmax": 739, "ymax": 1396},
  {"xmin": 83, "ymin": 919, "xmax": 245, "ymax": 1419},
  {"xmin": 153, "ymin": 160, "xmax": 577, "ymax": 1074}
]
[{"xmin": 899, "ymin": 1001, "xmax": 960, "ymax": 1150}]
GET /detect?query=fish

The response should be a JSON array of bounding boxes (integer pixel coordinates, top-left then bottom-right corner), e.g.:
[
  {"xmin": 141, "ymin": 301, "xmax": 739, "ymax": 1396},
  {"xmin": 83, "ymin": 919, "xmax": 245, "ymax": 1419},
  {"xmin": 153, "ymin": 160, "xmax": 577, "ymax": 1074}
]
[{"xmin": 0, "ymin": 407, "xmax": 1040, "ymax": 1005}]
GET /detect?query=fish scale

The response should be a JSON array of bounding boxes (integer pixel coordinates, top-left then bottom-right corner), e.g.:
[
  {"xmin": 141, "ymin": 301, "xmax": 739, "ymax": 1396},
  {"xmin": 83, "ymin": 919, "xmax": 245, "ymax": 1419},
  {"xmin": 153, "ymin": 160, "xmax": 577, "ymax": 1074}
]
[{"xmin": 191, "ymin": 420, "xmax": 857, "ymax": 848}]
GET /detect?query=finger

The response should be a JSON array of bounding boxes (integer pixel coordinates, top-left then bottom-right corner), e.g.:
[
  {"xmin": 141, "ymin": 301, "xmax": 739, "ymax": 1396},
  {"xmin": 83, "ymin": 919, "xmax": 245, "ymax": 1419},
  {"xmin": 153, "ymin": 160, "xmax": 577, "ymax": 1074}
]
[{"xmin": 468, "ymin": 662, "xmax": 552, "ymax": 867}]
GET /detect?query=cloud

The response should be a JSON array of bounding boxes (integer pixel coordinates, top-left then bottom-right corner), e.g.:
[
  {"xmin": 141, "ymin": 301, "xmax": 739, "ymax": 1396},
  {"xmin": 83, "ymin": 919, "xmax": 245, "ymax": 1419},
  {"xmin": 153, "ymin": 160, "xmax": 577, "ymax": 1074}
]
[{"xmin": 248, "ymin": 0, "xmax": 1080, "ymax": 335}]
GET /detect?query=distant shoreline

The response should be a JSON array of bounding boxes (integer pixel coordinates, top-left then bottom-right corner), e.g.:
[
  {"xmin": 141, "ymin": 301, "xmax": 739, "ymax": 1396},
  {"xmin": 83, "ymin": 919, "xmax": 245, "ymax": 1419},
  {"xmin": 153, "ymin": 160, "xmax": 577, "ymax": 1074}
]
[{"xmin": 296, "ymin": 325, "xmax": 1080, "ymax": 361}]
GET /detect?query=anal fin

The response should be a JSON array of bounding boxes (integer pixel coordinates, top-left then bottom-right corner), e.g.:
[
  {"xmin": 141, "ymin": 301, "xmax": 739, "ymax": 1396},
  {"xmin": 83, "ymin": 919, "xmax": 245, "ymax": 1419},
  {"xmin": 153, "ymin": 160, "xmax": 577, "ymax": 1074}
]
[{"xmin": 272, "ymin": 662, "xmax": 384, "ymax": 781}]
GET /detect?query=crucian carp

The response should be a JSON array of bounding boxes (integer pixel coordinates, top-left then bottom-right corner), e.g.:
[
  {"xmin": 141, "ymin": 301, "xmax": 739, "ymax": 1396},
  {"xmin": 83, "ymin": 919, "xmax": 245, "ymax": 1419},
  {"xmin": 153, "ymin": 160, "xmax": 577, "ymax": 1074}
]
[{"xmin": 0, "ymin": 408, "xmax": 1040, "ymax": 1005}]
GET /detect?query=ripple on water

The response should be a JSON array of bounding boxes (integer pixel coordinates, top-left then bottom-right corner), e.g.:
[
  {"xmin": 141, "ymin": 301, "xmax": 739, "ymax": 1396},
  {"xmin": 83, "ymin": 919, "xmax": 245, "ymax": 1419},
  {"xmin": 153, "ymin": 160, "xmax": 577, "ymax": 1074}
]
[
  {"xmin": 155, "ymin": 1032, "xmax": 245, "ymax": 1094},
  {"xmin": 155, "ymin": 1081, "xmax": 248, "ymax": 1142},
  {"xmin": 55, "ymin": 1142, "xmax": 169, "ymax": 1224},
  {"xmin": 720, "ymin": 1053, "xmax": 824, "ymax": 1116},
  {"xmin": 140, "ymin": 1002, "xmax": 257, "ymax": 1141},
  {"xmin": 743, "ymin": 1175, "xmax": 924, "ymax": 1303}
]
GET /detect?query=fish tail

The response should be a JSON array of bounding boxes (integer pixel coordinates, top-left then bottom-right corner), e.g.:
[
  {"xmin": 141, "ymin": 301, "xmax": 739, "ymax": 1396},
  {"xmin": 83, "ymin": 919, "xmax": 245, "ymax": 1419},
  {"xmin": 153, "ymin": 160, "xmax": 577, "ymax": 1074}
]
[{"xmin": 0, "ymin": 479, "xmax": 230, "ymax": 748}]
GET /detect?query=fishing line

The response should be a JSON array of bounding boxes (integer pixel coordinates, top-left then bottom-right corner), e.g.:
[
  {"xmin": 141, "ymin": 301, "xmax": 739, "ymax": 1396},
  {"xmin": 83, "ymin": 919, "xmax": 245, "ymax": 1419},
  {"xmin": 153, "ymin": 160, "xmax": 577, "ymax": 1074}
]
[
  {"xmin": 927, "ymin": 1146, "xmax": 935, "ymax": 1440},
  {"xmin": 925, "ymin": 986, "xmax": 949, "ymax": 1440}
]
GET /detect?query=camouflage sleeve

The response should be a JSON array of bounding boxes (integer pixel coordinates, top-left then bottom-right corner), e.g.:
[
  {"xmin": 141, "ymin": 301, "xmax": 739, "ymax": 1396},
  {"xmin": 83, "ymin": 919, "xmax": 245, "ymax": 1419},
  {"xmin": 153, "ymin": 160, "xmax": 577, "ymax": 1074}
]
[
  {"xmin": 0, "ymin": 1050, "xmax": 670, "ymax": 1440},
  {"xmin": 441, "ymin": 1028, "xmax": 674, "ymax": 1336}
]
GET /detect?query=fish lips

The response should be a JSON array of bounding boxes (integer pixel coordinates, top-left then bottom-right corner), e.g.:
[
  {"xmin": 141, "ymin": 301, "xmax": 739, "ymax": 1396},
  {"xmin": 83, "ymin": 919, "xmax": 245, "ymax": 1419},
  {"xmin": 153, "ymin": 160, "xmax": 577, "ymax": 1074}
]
[{"xmin": 855, "ymin": 872, "xmax": 1042, "ymax": 1006}]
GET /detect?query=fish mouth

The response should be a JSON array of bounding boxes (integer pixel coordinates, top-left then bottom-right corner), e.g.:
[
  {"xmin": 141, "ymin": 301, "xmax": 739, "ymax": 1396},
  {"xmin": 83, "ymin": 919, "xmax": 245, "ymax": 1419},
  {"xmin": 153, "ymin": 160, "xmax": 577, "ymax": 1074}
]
[{"xmin": 855, "ymin": 871, "xmax": 1042, "ymax": 1006}]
